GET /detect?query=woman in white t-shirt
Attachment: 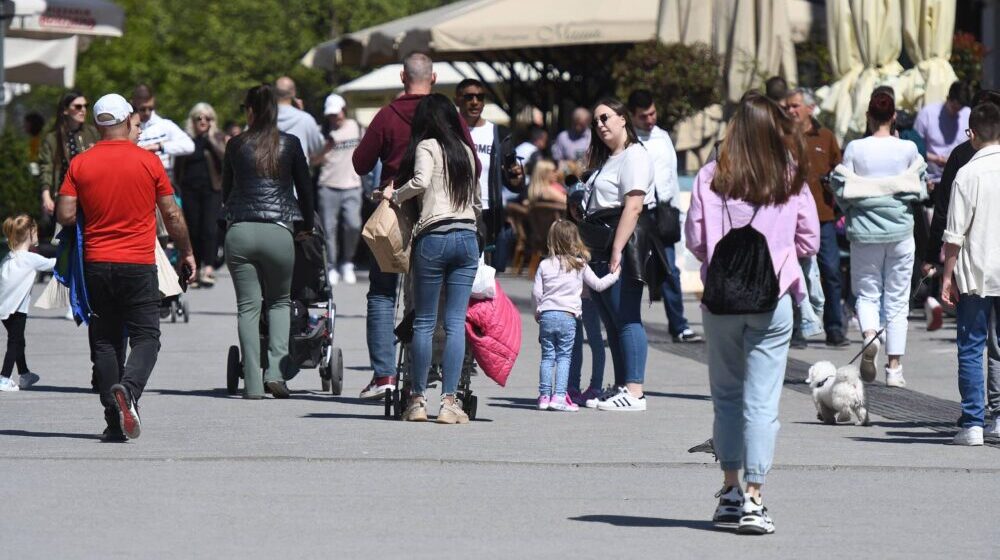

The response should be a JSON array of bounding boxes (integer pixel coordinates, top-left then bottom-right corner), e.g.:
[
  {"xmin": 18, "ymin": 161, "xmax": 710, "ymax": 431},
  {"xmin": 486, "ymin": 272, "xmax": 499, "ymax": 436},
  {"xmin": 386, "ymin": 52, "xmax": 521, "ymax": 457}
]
[
  {"xmin": 579, "ymin": 98, "xmax": 658, "ymax": 412},
  {"xmin": 833, "ymin": 91, "xmax": 927, "ymax": 388}
]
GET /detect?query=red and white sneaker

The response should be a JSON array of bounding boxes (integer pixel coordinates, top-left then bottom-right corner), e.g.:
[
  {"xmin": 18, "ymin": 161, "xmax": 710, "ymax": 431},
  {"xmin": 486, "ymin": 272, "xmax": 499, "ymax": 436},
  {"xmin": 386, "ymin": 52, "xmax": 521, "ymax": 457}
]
[
  {"xmin": 925, "ymin": 297, "xmax": 943, "ymax": 331},
  {"xmin": 110, "ymin": 384, "xmax": 141, "ymax": 439},
  {"xmin": 359, "ymin": 376, "xmax": 396, "ymax": 400}
]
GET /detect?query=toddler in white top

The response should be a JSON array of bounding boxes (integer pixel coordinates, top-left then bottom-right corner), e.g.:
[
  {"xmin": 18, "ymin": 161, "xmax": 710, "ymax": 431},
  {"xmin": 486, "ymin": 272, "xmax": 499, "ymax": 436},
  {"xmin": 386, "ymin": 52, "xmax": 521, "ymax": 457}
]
[
  {"xmin": 0, "ymin": 215, "xmax": 56, "ymax": 391},
  {"xmin": 532, "ymin": 221, "xmax": 619, "ymax": 411}
]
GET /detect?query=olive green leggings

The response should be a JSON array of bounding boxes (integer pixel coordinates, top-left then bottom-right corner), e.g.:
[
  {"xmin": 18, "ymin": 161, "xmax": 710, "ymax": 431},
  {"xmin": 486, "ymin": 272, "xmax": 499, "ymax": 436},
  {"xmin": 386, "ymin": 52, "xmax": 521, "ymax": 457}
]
[{"xmin": 225, "ymin": 222, "xmax": 295, "ymax": 397}]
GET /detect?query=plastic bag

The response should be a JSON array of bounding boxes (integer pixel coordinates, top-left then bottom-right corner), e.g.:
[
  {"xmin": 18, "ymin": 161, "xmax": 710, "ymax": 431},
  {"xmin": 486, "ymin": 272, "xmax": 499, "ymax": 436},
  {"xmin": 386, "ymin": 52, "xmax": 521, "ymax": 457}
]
[{"xmin": 470, "ymin": 255, "xmax": 496, "ymax": 299}]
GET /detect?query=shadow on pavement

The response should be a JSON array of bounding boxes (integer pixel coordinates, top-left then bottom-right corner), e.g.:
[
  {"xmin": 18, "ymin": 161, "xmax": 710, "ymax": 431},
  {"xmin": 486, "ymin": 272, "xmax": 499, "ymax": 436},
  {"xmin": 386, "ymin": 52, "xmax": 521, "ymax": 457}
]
[
  {"xmin": 0, "ymin": 429, "xmax": 100, "ymax": 440},
  {"xmin": 304, "ymin": 412, "xmax": 391, "ymax": 421},
  {"xmin": 643, "ymin": 391, "xmax": 711, "ymax": 401},
  {"xmin": 488, "ymin": 397, "xmax": 537, "ymax": 410},
  {"xmin": 848, "ymin": 436, "xmax": 951, "ymax": 445},
  {"xmin": 569, "ymin": 515, "xmax": 719, "ymax": 531},
  {"xmin": 20, "ymin": 385, "xmax": 94, "ymax": 394}
]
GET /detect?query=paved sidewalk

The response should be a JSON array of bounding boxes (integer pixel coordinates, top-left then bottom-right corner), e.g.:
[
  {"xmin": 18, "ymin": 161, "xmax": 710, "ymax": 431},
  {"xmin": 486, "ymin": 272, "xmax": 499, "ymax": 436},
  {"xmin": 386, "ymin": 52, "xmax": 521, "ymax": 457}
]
[{"xmin": 0, "ymin": 271, "xmax": 996, "ymax": 559}]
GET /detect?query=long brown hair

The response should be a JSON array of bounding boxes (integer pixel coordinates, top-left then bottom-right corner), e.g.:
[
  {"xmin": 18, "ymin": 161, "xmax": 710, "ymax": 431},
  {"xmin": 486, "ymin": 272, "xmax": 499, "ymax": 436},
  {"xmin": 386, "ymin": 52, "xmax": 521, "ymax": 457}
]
[
  {"xmin": 711, "ymin": 93, "xmax": 808, "ymax": 206},
  {"xmin": 241, "ymin": 85, "xmax": 281, "ymax": 177},
  {"xmin": 547, "ymin": 220, "xmax": 590, "ymax": 272},
  {"xmin": 586, "ymin": 97, "xmax": 641, "ymax": 171},
  {"xmin": 53, "ymin": 90, "xmax": 84, "ymax": 169}
]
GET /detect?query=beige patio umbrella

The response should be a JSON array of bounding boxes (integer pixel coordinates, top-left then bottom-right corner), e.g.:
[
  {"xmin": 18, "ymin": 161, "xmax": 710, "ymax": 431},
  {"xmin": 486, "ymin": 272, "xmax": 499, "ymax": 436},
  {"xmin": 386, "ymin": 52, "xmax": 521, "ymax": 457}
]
[
  {"xmin": 714, "ymin": 0, "xmax": 798, "ymax": 102},
  {"xmin": 896, "ymin": 0, "xmax": 958, "ymax": 110},
  {"xmin": 819, "ymin": 0, "xmax": 903, "ymax": 140}
]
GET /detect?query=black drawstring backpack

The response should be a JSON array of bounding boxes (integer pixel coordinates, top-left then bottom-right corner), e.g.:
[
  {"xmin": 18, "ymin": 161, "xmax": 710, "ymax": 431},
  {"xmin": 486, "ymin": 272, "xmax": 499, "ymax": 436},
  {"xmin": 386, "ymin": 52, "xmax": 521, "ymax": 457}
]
[{"xmin": 701, "ymin": 198, "xmax": 779, "ymax": 315}]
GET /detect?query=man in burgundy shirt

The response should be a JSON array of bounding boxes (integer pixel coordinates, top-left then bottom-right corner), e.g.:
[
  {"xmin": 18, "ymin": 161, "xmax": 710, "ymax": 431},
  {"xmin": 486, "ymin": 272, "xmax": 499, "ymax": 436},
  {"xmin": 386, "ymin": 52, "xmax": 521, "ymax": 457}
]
[
  {"xmin": 352, "ymin": 52, "xmax": 479, "ymax": 400},
  {"xmin": 58, "ymin": 94, "xmax": 195, "ymax": 442}
]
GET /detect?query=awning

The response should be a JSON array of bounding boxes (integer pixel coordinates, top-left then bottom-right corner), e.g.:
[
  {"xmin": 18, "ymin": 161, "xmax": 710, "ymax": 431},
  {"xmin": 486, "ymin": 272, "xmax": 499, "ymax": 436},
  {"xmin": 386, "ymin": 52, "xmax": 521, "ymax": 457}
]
[
  {"xmin": 5, "ymin": 0, "xmax": 125, "ymax": 38},
  {"xmin": 3, "ymin": 34, "xmax": 77, "ymax": 86}
]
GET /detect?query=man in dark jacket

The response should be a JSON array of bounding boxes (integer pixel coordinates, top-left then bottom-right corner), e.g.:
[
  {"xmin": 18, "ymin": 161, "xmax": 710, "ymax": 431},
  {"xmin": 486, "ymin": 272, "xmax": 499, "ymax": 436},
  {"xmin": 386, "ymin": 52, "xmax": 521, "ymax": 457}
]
[
  {"xmin": 352, "ymin": 52, "xmax": 480, "ymax": 401},
  {"xmin": 454, "ymin": 78, "xmax": 524, "ymax": 271}
]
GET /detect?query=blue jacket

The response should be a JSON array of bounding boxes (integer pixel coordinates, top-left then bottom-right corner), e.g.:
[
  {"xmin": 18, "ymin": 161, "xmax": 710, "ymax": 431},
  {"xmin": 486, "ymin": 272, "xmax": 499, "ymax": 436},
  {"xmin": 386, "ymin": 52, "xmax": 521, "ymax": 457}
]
[{"xmin": 53, "ymin": 219, "xmax": 91, "ymax": 325}]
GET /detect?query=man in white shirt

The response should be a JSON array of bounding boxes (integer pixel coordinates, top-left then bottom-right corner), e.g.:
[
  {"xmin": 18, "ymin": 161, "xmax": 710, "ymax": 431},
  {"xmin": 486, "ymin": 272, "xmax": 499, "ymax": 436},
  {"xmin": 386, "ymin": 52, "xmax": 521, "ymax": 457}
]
[
  {"xmin": 131, "ymin": 84, "xmax": 194, "ymax": 182},
  {"xmin": 941, "ymin": 101, "xmax": 1000, "ymax": 446},
  {"xmin": 552, "ymin": 108, "xmax": 592, "ymax": 171},
  {"xmin": 915, "ymin": 81, "xmax": 975, "ymax": 184},
  {"xmin": 454, "ymin": 78, "xmax": 523, "ymax": 271},
  {"xmin": 275, "ymin": 76, "xmax": 325, "ymax": 160},
  {"xmin": 628, "ymin": 89, "xmax": 701, "ymax": 343},
  {"xmin": 515, "ymin": 125, "xmax": 549, "ymax": 187}
]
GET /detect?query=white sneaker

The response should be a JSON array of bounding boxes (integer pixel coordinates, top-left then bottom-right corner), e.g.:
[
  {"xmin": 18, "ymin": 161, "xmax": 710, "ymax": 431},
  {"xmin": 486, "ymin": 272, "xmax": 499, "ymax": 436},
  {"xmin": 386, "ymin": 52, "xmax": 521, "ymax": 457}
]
[
  {"xmin": 885, "ymin": 366, "xmax": 906, "ymax": 388},
  {"xmin": 0, "ymin": 377, "xmax": 20, "ymax": 392},
  {"xmin": 737, "ymin": 497, "xmax": 775, "ymax": 535},
  {"xmin": 17, "ymin": 372, "xmax": 40, "ymax": 389},
  {"xmin": 985, "ymin": 417, "xmax": 1000, "ymax": 439},
  {"xmin": 953, "ymin": 426, "xmax": 984, "ymax": 446},
  {"xmin": 859, "ymin": 336, "xmax": 880, "ymax": 383},
  {"xmin": 340, "ymin": 263, "xmax": 356, "ymax": 285},
  {"xmin": 712, "ymin": 485, "xmax": 745, "ymax": 529},
  {"xmin": 925, "ymin": 297, "xmax": 943, "ymax": 331},
  {"xmin": 596, "ymin": 387, "xmax": 647, "ymax": 411},
  {"xmin": 327, "ymin": 268, "xmax": 340, "ymax": 286},
  {"xmin": 585, "ymin": 385, "xmax": 621, "ymax": 409}
]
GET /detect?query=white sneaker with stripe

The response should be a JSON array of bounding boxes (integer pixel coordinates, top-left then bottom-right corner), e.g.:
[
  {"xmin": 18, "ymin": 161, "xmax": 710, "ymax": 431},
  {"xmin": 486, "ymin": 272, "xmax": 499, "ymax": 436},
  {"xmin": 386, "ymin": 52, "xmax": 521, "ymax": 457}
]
[{"xmin": 595, "ymin": 387, "xmax": 646, "ymax": 411}]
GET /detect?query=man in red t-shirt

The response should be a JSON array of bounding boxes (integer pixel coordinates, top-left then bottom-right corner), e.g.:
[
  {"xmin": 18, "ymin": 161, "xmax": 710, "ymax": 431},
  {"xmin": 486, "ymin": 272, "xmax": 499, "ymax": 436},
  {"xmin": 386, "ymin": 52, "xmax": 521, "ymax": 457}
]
[{"xmin": 57, "ymin": 93, "xmax": 195, "ymax": 442}]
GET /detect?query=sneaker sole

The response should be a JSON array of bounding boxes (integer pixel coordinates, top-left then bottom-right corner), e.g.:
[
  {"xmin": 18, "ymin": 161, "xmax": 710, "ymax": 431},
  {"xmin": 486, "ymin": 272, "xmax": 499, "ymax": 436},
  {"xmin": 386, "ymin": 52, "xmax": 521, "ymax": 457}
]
[
  {"xmin": 264, "ymin": 381, "xmax": 290, "ymax": 399},
  {"xmin": 737, "ymin": 523, "xmax": 774, "ymax": 535},
  {"xmin": 713, "ymin": 520, "xmax": 740, "ymax": 530},
  {"xmin": 860, "ymin": 344, "xmax": 879, "ymax": 383},
  {"xmin": 596, "ymin": 406, "xmax": 646, "ymax": 412},
  {"xmin": 360, "ymin": 387, "xmax": 395, "ymax": 401},
  {"xmin": 435, "ymin": 414, "xmax": 469, "ymax": 425},
  {"xmin": 927, "ymin": 305, "xmax": 943, "ymax": 331},
  {"xmin": 111, "ymin": 386, "xmax": 140, "ymax": 440}
]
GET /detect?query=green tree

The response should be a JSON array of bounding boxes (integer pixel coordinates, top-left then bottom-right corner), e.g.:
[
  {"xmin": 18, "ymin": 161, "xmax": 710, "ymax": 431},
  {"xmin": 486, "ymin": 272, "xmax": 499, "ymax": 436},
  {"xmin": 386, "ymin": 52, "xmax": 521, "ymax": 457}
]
[
  {"xmin": 0, "ymin": 129, "xmax": 38, "ymax": 222},
  {"xmin": 612, "ymin": 41, "xmax": 722, "ymax": 133}
]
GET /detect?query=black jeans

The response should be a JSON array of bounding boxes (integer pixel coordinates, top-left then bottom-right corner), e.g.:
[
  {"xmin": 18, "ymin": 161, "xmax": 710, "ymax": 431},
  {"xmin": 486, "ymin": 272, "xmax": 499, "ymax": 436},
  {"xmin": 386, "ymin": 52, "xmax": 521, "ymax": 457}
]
[
  {"xmin": 85, "ymin": 263, "xmax": 160, "ymax": 415},
  {"xmin": 181, "ymin": 186, "xmax": 223, "ymax": 270},
  {"xmin": 1, "ymin": 312, "xmax": 28, "ymax": 378}
]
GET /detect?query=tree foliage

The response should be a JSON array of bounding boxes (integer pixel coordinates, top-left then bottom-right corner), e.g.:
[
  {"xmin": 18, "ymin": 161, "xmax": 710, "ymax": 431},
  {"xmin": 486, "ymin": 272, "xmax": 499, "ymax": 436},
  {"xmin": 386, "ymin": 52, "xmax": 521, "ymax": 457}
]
[
  {"xmin": 612, "ymin": 41, "xmax": 722, "ymax": 133},
  {"xmin": 23, "ymin": 0, "xmax": 455, "ymax": 126},
  {"xmin": 0, "ymin": 129, "xmax": 38, "ymax": 222}
]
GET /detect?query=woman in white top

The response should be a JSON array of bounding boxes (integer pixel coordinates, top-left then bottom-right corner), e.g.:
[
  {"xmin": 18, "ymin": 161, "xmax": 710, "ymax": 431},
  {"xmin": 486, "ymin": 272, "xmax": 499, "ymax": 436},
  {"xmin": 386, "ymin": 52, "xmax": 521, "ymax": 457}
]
[
  {"xmin": 833, "ymin": 91, "xmax": 927, "ymax": 388},
  {"xmin": 578, "ymin": 97, "xmax": 659, "ymax": 412}
]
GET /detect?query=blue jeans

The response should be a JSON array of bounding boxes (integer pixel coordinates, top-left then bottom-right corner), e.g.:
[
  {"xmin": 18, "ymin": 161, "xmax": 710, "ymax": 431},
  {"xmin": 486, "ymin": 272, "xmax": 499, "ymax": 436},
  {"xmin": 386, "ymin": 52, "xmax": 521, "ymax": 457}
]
[
  {"xmin": 795, "ymin": 256, "xmax": 825, "ymax": 338},
  {"xmin": 410, "ymin": 230, "xmax": 478, "ymax": 396},
  {"xmin": 660, "ymin": 245, "xmax": 690, "ymax": 336},
  {"xmin": 956, "ymin": 294, "xmax": 995, "ymax": 428},
  {"xmin": 589, "ymin": 262, "xmax": 647, "ymax": 386},
  {"xmin": 817, "ymin": 221, "xmax": 845, "ymax": 337},
  {"xmin": 538, "ymin": 311, "xmax": 577, "ymax": 396},
  {"xmin": 703, "ymin": 295, "xmax": 793, "ymax": 485},
  {"xmin": 569, "ymin": 296, "xmax": 606, "ymax": 392},
  {"xmin": 366, "ymin": 258, "xmax": 399, "ymax": 378}
]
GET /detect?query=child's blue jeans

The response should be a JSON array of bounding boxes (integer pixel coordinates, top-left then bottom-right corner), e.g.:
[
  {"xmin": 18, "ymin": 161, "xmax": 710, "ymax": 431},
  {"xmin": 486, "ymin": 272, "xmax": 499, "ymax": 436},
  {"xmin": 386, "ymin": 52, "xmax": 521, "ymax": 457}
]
[{"xmin": 538, "ymin": 310, "xmax": 577, "ymax": 396}]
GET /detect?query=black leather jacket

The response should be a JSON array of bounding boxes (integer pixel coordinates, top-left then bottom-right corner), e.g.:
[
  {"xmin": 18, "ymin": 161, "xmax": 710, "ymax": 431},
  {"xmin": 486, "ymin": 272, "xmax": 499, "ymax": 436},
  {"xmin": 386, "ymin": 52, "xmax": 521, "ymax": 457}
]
[{"xmin": 222, "ymin": 132, "xmax": 314, "ymax": 231}]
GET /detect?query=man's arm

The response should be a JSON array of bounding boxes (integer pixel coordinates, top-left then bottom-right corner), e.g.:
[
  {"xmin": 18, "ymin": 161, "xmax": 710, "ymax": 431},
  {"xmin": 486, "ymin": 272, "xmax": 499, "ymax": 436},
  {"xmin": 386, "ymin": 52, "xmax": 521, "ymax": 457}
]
[
  {"xmin": 56, "ymin": 195, "xmax": 78, "ymax": 226},
  {"xmin": 160, "ymin": 120, "xmax": 195, "ymax": 156},
  {"xmin": 353, "ymin": 113, "xmax": 384, "ymax": 176},
  {"xmin": 157, "ymin": 195, "xmax": 196, "ymax": 281}
]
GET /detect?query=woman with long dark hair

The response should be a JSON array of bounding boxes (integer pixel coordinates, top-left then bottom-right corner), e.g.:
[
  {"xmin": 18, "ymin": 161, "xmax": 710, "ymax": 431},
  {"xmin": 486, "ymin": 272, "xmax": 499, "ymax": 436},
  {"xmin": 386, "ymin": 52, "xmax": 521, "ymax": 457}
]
[
  {"xmin": 38, "ymin": 91, "xmax": 99, "ymax": 217},
  {"xmin": 380, "ymin": 93, "xmax": 480, "ymax": 424},
  {"xmin": 833, "ymin": 91, "xmax": 926, "ymax": 388},
  {"xmin": 579, "ymin": 97, "xmax": 659, "ymax": 412},
  {"xmin": 222, "ymin": 85, "xmax": 314, "ymax": 399},
  {"xmin": 686, "ymin": 93, "xmax": 819, "ymax": 534},
  {"xmin": 175, "ymin": 102, "xmax": 226, "ymax": 287}
]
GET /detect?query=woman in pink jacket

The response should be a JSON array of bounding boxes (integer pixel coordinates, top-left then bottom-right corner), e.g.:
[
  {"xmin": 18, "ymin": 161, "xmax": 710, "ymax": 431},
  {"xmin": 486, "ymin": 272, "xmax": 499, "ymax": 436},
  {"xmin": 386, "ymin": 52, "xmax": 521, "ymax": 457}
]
[{"xmin": 685, "ymin": 94, "xmax": 819, "ymax": 535}]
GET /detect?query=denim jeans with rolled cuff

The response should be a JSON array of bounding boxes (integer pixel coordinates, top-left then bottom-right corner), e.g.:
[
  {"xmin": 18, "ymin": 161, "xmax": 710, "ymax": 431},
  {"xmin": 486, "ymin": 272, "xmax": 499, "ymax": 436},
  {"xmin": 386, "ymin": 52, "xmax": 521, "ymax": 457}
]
[
  {"xmin": 538, "ymin": 310, "xmax": 577, "ymax": 396},
  {"xmin": 589, "ymin": 261, "xmax": 647, "ymax": 386},
  {"xmin": 366, "ymin": 258, "xmax": 399, "ymax": 378}
]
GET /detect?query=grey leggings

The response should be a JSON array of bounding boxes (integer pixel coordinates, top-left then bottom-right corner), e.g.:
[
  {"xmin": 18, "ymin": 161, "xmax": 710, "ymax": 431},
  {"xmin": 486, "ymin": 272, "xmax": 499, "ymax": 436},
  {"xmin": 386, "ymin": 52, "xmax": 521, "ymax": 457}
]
[
  {"xmin": 225, "ymin": 222, "xmax": 295, "ymax": 396},
  {"xmin": 986, "ymin": 305, "xmax": 1000, "ymax": 417},
  {"xmin": 318, "ymin": 187, "xmax": 362, "ymax": 267}
]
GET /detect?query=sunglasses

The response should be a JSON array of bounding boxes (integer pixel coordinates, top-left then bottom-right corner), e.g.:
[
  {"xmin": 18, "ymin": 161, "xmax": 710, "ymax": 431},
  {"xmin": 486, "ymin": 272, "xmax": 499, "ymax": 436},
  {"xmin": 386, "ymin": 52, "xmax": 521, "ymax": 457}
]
[
  {"xmin": 462, "ymin": 93, "xmax": 486, "ymax": 102},
  {"xmin": 70, "ymin": 103, "xmax": 88, "ymax": 110},
  {"xmin": 592, "ymin": 113, "xmax": 616, "ymax": 128},
  {"xmin": 137, "ymin": 106, "xmax": 155, "ymax": 113},
  {"xmin": 194, "ymin": 115, "xmax": 214, "ymax": 123}
]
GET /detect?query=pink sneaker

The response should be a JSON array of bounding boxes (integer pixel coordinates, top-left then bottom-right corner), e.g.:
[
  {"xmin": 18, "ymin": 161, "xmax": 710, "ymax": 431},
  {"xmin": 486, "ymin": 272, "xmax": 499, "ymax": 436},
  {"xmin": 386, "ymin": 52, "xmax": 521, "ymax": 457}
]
[
  {"xmin": 537, "ymin": 394, "xmax": 551, "ymax": 410},
  {"xmin": 548, "ymin": 394, "xmax": 579, "ymax": 412}
]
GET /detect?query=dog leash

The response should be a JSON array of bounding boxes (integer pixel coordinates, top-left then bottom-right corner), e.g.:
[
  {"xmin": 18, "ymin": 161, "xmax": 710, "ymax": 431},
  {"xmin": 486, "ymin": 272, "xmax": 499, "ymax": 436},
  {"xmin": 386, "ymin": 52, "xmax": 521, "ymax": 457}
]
[{"xmin": 847, "ymin": 272, "xmax": 934, "ymax": 365}]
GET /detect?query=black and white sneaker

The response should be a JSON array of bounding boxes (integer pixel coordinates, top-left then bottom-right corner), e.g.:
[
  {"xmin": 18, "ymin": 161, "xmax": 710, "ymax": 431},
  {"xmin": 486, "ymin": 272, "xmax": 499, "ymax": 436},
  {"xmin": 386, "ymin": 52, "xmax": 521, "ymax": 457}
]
[
  {"xmin": 595, "ymin": 387, "xmax": 647, "ymax": 411},
  {"xmin": 737, "ymin": 497, "xmax": 775, "ymax": 535},
  {"xmin": 110, "ymin": 384, "xmax": 141, "ymax": 440},
  {"xmin": 672, "ymin": 329, "xmax": 703, "ymax": 343},
  {"xmin": 584, "ymin": 385, "xmax": 621, "ymax": 409},
  {"xmin": 712, "ymin": 485, "xmax": 744, "ymax": 529}
]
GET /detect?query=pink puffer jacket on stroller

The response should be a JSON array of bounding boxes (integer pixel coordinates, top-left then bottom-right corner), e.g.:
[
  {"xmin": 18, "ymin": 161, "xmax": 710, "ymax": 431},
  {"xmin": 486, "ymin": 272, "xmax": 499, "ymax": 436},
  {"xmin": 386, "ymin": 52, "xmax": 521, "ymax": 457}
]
[{"xmin": 465, "ymin": 281, "xmax": 521, "ymax": 387}]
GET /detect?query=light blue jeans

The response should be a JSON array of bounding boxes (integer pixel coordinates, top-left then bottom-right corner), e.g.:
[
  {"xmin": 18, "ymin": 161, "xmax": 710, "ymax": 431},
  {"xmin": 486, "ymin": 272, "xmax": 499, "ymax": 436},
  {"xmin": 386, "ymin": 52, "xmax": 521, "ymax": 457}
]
[
  {"xmin": 410, "ymin": 230, "xmax": 478, "ymax": 396},
  {"xmin": 538, "ymin": 310, "xmax": 577, "ymax": 396},
  {"xmin": 795, "ymin": 256, "xmax": 825, "ymax": 338},
  {"xmin": 703, "ymin": 295, "xmax": 793, "ymax": 485}
]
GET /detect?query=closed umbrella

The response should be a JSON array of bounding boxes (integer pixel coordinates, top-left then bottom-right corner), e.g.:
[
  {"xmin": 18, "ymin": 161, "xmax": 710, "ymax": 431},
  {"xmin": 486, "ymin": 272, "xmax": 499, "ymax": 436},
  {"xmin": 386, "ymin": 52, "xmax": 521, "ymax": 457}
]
[{"xmin": 896, "ymin": 0, "xmax": 958, "ymax": 110}]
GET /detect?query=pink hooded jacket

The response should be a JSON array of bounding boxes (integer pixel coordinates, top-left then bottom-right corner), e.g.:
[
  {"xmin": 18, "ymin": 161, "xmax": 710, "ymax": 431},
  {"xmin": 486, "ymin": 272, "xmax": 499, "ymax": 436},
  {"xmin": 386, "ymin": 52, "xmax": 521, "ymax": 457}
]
[{"xmin": 466, "ymin": 281, "xmax": 521, "ymax": 387}]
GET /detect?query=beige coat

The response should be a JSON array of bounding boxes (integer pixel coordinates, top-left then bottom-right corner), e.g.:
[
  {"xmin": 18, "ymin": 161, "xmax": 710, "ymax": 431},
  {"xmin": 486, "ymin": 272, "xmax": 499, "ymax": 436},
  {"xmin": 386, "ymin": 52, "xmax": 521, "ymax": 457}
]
[{"xmin": 393, "ymin": 139, "xmax": 481, "ymax": 238}]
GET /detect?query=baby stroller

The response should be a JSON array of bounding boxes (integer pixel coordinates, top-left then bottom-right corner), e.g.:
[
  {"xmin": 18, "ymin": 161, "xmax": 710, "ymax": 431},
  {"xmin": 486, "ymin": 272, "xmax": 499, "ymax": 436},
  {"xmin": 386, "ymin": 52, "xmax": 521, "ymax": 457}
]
[
  {"xmin": 226, "ymin": 221, "xmax": 344, "ymax": 395},
  {"xmin": 383, "ymin": 275, "xmax": 480, "ymax": 420},
  {"xmin": 157, "ymin": 202, "xmax": 190, "ymax": 324}
]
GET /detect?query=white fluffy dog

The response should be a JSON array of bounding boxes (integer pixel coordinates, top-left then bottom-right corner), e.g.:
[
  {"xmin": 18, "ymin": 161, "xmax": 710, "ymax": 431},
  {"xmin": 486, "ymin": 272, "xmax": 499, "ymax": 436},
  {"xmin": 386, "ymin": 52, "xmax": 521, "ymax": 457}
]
[{"xmin": 806, "ymin": 361, "xmax": 870, "ymax": 426}]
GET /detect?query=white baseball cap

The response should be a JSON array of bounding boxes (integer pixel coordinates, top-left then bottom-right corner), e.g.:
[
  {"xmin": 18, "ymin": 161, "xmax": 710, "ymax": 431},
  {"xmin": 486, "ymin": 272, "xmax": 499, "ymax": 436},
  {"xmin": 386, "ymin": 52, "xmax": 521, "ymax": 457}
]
[
  {"xmin": 92, "ymin": 94, "xmax": 134, "ymax": 127},
  {"xmin": 323, "ymin": 93, "xmax": 346, "ymax": 116}
]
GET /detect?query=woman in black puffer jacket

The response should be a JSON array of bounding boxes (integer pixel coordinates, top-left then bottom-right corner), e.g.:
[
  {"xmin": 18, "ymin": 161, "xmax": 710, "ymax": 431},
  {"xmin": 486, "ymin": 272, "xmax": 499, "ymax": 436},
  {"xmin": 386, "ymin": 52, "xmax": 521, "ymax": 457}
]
[{"xmin": 223, "ymin": 84, "xmax": 314, "ymax": 399}]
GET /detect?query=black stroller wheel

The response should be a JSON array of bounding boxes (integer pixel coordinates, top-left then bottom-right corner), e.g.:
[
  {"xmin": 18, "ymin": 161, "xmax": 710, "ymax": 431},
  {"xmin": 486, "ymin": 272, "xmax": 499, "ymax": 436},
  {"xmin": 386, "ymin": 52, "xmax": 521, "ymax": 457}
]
[
  {"xmin": 384, "ymin": 389, "xmax": 393, "ymax": 418},
  {"xmin": 226, "ymin": 345, "xmax": 241, "ymax": 395},
  {"xmin": 462, "ymin": 393, "xmax": 478, "ymax": 421},
  {"xmin": 393, "ymin": 388, "xmax": 404, "ymax": 420},
  {"xmin": 169, "ymin": 303, "xmax": 177, "ymax": 323},
  {"xmin": 328, "ymin": 347, "xmax": 343, "ymax": 395},
  {"xmin": 181, "ymin": 300, "xmax": 190, "ymax": 323}
]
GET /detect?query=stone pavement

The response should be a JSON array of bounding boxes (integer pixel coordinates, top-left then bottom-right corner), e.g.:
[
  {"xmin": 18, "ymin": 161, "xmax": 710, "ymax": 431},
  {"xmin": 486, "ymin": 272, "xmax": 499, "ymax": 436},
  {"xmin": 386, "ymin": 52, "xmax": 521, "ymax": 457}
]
[{"xmin": 0, "ymin": 270, "xmax": 997, "ymax": 559}]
